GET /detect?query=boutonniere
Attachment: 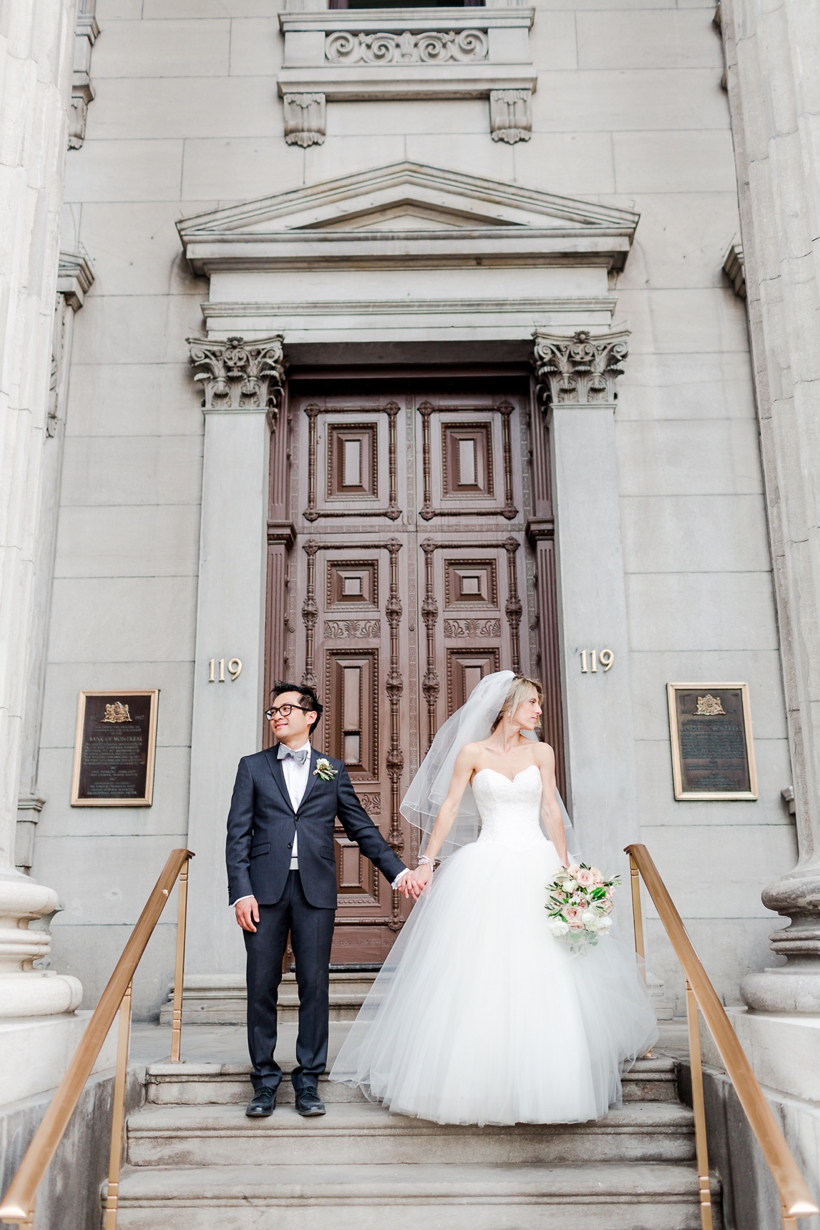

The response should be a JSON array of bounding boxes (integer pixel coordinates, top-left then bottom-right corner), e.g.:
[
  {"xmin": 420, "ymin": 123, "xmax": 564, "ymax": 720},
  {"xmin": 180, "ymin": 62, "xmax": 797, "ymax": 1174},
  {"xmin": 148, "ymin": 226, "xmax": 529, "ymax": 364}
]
[{"xmin": 313, "ymin": 758, "xmax": 337, "ymax": 782}]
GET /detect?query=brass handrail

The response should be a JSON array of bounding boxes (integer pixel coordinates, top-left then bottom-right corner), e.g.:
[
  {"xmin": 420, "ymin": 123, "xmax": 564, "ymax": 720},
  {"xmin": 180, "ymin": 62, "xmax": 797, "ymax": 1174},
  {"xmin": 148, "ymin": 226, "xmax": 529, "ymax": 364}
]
[
  {"xmin": 0, "ymin": 848, "xmax": 193, "ymax": 1229},
  {"xmin": 626, "ymin": 843, "xmax": 819, "ymax": 1230}
]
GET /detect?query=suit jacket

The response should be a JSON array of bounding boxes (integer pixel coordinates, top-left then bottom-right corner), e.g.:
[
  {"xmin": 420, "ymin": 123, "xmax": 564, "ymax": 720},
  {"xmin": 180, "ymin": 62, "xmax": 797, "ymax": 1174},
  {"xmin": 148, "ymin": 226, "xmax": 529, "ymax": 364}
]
[{"xmin": 226, "ymin": 745, "xmax": 407, "ymax": 909}]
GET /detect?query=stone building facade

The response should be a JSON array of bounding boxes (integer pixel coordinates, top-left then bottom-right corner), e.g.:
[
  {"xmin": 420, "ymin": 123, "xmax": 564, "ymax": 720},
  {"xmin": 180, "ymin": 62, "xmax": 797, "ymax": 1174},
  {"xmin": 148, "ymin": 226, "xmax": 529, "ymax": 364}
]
[{"xmin": 2, "ymin": 0, "xmax": 820, "ymax": 1217}]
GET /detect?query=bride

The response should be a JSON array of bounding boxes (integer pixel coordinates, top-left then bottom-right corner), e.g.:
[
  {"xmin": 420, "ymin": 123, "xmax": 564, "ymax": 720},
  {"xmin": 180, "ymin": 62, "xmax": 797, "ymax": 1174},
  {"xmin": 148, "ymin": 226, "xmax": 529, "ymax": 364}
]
[{"xmin": 330, "ymin": 670, "xmax": 658, "ymax": 1127}]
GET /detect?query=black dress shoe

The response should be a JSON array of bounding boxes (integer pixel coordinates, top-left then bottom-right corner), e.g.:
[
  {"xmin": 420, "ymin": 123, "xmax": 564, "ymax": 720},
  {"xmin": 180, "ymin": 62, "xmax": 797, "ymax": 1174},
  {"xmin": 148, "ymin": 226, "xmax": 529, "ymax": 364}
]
[
  {"xmin": 246, "ymin": 1087, "xmax": 276, "ymax": 1117},
  {"xmin": 294, "ymin": 1087, "xmax": 326, "ymax": 1117}
]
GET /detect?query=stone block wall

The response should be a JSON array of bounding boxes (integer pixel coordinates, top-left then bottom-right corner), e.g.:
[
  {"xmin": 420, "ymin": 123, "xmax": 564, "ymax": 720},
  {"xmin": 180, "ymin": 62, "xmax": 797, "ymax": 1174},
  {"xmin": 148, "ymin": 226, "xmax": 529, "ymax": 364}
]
[{"xmin": 37, "ymin": 0, "xmax": 796, "ymax": 1016}]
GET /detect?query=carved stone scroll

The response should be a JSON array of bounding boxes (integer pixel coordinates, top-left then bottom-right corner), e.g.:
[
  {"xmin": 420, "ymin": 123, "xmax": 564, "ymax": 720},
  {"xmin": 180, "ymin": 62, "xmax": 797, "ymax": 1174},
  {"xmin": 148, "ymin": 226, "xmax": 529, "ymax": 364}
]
[
  {"xmin": 283, "ymin": 92, "xmax": 326, "ymax": 147},
  {"xmin": 532, "ymin": 329, "xmax": 630, "ymax": 407},
  {"xmin": 326, "ymin": 29, "xmax": 489, "ymax": 65},
  {"xmin": 489, "ymin": 88, "xmax": 532, "ymax": 145},
  {"xmin": 187, "ymin": 335, "xmax": 285, "ymax": 426}
]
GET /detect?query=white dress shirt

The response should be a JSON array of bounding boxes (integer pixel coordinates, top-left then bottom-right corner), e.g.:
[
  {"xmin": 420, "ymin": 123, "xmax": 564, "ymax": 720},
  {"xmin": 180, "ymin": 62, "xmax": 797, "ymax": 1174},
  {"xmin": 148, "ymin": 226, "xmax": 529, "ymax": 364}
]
[{"xmin": 231, "ymin": 741, "xmax": 408, "ymax": 907}]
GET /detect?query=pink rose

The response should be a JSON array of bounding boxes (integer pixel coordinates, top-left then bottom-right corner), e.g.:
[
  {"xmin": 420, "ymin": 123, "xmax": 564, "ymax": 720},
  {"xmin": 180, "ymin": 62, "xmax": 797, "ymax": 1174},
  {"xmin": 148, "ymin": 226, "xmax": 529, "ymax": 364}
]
[
  {"xmin": 568, "ymin": 919, "xmax": 585, "ymax": 932},
  {"xmin": 565, "ymin": 906, "xmax": 583, "ymax": 922},
  {"xmin": 576, "ymin": 868, "xmax": 595, "ymax": 887},
  {"xmin": 568, "ymin": 864, "xmax": 582, "ymax": 879}
]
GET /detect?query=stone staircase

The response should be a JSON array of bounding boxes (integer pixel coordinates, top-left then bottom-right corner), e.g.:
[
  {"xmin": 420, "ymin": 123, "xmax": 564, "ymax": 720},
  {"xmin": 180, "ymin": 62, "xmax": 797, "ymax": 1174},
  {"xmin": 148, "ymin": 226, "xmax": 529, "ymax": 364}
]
[{"xmin": 111, "ymin": 1054, "xmax": 722, "ymax": 1228}]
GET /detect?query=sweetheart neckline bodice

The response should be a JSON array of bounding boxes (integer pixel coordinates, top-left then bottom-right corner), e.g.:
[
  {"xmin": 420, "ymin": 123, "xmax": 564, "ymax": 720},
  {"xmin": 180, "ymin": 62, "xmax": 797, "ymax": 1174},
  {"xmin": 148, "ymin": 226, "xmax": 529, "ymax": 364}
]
[{"xmin": 473, "ymin": 764, "xmax": 541, "ymax": 787}]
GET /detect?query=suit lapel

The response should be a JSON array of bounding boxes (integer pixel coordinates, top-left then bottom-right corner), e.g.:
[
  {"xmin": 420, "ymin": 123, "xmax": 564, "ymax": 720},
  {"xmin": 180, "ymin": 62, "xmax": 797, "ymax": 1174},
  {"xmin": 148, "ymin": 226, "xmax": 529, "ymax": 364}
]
[
  {"xmin": 297, "ymin": 747, "xmax": 321, "ymax": 812},
  {"xmin": 266, "ymin": 746, "xmax": 295, "ymax": 815}
]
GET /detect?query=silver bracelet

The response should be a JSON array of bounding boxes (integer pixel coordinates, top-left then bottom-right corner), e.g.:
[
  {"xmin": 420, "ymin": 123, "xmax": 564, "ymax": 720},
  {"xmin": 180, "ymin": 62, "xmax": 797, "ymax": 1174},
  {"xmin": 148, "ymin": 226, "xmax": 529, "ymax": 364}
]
[{"xmin": 417, "ymin": 855, "xmax": 435, "ymax": 868}]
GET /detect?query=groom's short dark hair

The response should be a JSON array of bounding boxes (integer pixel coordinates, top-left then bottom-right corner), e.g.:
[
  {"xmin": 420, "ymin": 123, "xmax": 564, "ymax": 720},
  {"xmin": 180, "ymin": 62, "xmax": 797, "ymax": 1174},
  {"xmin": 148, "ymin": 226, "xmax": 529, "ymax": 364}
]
[{"xmin": 271, "ymin": 681, "xmax": 323, "ymax": 733}]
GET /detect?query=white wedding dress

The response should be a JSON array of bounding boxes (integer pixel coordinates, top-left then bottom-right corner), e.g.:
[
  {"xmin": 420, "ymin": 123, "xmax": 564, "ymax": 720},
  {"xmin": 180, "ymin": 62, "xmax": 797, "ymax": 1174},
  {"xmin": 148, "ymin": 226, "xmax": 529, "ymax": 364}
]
[{"xmin": 330, "ymin": 765, "xmax": 658, "ymax": 1126}]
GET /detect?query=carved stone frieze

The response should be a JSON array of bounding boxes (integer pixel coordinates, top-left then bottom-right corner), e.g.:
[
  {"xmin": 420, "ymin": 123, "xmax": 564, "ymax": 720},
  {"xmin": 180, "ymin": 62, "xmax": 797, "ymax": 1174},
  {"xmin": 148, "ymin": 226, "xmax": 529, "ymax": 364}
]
[
  {"xmin": 490, "ymin": 89, "xmax": 532, "ymax": 145},
  {"xmin": 324, "ymin": 619, "xmax": 381, "ymax": 639},
  {"xmin": 532, "ymin": 329, "xmax": 630, "ymax": 407},
  {"xmin": 443, "ymin": 618, "xmax": 501, "ymax": 638},
  {"xmin": 186, "ymin": 335, "xmax": 285, "ymax": 424},
  {"xmin": 283, "ymin": 93, "xmax": 326, "ymax": 147},
  {"xmin": 326, "ymin": 29, "xmax": 488, "ymax": 66}
]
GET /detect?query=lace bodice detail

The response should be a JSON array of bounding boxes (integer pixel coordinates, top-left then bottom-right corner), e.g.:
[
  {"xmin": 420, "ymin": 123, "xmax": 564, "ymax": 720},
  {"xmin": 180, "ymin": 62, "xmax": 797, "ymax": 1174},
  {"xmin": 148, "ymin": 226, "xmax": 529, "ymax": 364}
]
[{"xmin": 472, "ymin": 765, "xmax": 545, "ymax": 852}]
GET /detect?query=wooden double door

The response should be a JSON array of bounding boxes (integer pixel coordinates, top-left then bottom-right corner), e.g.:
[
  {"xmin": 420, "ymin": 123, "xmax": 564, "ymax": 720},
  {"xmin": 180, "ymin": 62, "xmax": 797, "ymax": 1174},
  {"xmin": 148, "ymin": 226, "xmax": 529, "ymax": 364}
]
[{"xmin": 265, "ymin": 373, "xmax": 562, "ymax": 963}]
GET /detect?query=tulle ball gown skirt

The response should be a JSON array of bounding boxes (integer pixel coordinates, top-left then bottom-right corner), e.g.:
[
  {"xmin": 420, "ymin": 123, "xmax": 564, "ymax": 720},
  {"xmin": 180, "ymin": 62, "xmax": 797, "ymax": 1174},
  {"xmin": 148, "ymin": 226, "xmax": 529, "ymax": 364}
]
[{"xmin": 330, "ymin": 825, "xmax": 658, "ymax": 1127}]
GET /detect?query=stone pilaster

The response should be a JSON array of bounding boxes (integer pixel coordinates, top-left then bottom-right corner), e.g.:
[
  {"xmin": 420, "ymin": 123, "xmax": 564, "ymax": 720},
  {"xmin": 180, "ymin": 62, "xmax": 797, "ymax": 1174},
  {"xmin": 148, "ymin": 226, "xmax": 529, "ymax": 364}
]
[
  {"xmin": 184, "ymin": 336, "xmax": 286, "ymax": 982},
  {"xmin": 17, "ymin": 253, "xmax": 94, "ymax": 872},
  {"xmin": 720, "ymin": 0, "xmax": 820, "ymax": 1013},
  {"xmin": 532, "ymin": 330, "xmax": 636, "ymax": 872}
]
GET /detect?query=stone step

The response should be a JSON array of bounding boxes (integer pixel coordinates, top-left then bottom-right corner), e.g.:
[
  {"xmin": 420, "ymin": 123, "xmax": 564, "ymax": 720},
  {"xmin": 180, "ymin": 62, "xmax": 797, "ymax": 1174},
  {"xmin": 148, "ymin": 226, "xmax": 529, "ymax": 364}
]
[
  {"xmin": 112, "ymin": 1161, "xmax": 721, "ymax": 1230},
  {"xmin": 146, "ymin": 1055, "xmax": 678, "ymax": 1106},
  {"xmin": 126, "ymin": 1099, "xmax": 695, "ymax": 1168},
  {"xmin": 159, "ymin": 972, "xmax": 378, "ymax": 1026}
]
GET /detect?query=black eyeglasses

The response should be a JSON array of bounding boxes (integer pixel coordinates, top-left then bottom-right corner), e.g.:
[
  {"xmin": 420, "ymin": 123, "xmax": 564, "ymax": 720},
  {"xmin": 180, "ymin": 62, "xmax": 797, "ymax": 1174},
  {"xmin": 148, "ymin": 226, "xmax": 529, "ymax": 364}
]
[{"xmin": 265, "ymin": 703, "xmax": 311, "ymax": 720}]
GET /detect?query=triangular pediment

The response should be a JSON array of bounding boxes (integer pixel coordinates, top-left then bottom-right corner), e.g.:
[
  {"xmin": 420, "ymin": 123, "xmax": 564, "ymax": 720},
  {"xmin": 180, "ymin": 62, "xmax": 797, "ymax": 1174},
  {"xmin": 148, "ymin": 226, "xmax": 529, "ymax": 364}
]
[
  {"xmin": 178, "ymin": 161, "xmax": 638, "ymax": 272},
  {"xmin": 180, "ymin": 161, "xmax": 637, "ymax": 237}
]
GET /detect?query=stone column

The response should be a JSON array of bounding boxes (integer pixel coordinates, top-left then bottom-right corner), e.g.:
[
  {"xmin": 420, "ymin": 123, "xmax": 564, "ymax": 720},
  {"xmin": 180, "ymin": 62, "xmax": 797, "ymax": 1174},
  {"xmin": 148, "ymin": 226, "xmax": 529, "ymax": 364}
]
[
  {"xmin": 720, "ymin": 0, "xmax": 820, "ymax": 1013},
  {"xmin": 532, "ymin": 330, "xmax": 637, "ymax": 872},
  {"xmin": 0, "ymin": 0, "xmax": 84, "ymax": 1018},
  {"xmin": 184, "ymin": 336, "xmax": 285, "ymax": 994}
]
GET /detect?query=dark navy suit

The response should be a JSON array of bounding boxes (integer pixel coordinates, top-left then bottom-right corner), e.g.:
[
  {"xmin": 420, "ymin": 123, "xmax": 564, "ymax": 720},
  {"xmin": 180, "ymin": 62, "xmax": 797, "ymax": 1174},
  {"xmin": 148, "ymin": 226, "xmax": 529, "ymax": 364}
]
[{"xmin": 226, "ymin": 745, "xmax": 406, "ymax": 1092}]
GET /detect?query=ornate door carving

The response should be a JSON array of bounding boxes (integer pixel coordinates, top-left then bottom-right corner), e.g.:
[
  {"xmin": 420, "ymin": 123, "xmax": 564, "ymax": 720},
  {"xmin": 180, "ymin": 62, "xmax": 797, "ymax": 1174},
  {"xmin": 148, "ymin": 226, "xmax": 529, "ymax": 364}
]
[{"xmin": 265, "ymin": 376, "xmax": 562, "ymax": 963}]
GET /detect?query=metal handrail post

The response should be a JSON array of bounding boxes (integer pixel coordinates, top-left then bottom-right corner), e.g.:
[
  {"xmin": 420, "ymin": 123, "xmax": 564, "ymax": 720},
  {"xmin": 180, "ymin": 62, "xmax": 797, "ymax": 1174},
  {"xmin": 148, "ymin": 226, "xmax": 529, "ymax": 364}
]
[
  {"xmin": 0, "ymin": 849, "xmax": 193, "ymax": 1226},
  {"xmin": 686, "ymin": 979, "xmax": 713, "ymax": 1230},
  {"xmin": 103, "ymin": 981, "xmax": 133, "ymax": 1230},
  {"xmin": 170, "ymin": 855, "xmax": 190, "ymax": 1063},
  {"xmin": 626, "ymin": 842, "xmax": 819, "ymax": 1223},
  {"xmin": 629, "ymin": 851, "xmax": 645, "ymax": 965}
]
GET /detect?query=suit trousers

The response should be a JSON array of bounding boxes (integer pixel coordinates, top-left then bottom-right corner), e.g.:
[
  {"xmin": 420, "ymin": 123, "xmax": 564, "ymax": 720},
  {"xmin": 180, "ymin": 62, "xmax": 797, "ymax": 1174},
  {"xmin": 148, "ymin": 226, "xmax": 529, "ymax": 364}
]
[{"xmin": 244, "ymin": 870, "xmax": 336, "ymax": 1093}]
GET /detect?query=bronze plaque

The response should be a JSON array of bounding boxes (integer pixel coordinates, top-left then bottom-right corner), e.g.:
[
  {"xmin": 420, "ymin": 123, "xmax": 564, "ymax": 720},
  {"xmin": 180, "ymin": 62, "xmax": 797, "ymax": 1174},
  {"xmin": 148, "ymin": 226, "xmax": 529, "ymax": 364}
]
[
  {"xmin": 71, "ymin": 690, "xmax": 159, "ymax": 806},
  {"xmin": 667, "ymin": 683, "xmax": 757, "ymax": 801}
]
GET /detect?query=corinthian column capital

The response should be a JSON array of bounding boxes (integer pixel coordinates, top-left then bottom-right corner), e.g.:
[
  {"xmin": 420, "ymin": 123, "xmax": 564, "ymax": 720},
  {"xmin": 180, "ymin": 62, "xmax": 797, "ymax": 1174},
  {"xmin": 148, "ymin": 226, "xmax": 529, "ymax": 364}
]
[
  {"xmin": 532, "ymin": 329, "xmax": 629, "ymax": 408},
  {"xmin": 187, "ymin": 335, "xmax": 286, "ymax": 426}
]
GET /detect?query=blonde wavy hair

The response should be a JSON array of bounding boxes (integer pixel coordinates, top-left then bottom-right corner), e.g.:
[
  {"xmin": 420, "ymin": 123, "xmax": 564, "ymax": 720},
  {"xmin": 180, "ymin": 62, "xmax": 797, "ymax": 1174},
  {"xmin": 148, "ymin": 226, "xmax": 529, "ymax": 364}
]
[{"xmin": 491, "ymin": 674, "xmax": 544, "ymax": 731}]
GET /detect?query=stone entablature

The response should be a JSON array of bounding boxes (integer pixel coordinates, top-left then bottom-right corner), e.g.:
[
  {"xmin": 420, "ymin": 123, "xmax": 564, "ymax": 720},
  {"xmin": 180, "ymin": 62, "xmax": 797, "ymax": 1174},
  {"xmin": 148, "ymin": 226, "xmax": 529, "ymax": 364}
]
[
  {"xmin": 278, "ymin": 8, "xmax": 535, "ymax": 145},
  {"xmin": 178, "ymin": 162, "xmax": 636, "ymax": 349}
]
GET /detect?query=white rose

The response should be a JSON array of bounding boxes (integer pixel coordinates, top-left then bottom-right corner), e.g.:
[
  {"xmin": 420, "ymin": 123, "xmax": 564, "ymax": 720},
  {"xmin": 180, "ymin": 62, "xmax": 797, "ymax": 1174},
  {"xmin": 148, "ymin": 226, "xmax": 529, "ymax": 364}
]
[
  {"xmin": 548, "ymin": 918, "xmax": 569, "ymax": 937},
  {"xmin": 596, "ymin": 916, "xmax": 613, "ymax": 931},
  {"xmin": 564, "ymin": 880, "xmax": 579, "ymax": 894}
]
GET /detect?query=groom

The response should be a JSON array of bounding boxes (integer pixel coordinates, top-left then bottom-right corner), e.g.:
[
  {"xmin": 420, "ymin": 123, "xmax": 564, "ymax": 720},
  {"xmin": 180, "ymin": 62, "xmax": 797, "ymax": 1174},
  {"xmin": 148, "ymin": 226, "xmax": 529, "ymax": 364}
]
[{"xmin": 226, "ymin": 681, "xmax": 411, "ymax": 1118}]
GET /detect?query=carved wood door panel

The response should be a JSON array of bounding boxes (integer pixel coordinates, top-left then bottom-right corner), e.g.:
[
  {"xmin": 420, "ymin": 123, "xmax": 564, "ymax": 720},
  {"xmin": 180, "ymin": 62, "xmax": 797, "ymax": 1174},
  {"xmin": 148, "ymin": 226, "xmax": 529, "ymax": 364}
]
[{"xmin": 267, "ymin": 378, "xmax": 561, "ymax": 964}]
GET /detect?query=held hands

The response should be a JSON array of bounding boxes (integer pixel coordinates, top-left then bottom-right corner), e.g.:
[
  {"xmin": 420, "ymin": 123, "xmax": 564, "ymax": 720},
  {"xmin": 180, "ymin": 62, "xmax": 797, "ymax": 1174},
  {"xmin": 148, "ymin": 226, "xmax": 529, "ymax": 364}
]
[{"xmin": 399, "ymin": 863, "xmax": 433, "ymax": 900}]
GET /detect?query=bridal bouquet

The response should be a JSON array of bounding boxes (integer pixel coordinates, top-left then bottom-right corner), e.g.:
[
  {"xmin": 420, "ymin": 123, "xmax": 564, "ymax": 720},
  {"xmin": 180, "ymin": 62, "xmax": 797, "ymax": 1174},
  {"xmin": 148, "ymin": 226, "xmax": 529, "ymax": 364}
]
[{"xmin": 545, "ymin": 863, "xmax": 620, "ymax": 952}]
